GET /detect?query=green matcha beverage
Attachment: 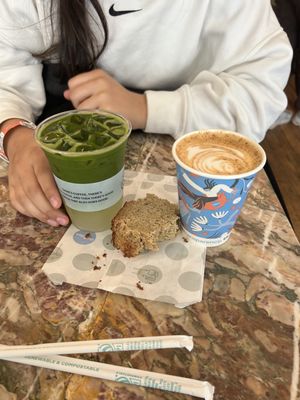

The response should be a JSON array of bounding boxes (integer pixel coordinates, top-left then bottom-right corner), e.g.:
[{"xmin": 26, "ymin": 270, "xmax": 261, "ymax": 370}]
[{"xmin": 35, "ymin": 110, "xmax": 131, "ymax": 232}]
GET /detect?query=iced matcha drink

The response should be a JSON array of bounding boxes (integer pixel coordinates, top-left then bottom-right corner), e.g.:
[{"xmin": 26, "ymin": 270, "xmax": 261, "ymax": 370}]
[{"xmin": 35, "ymin": 110, "xmax": 131, "ymax": 232}]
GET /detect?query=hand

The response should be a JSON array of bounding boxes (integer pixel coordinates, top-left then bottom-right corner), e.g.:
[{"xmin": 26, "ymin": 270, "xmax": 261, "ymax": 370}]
[
  {"xmin": 64, "ymin": 69, "xmax": 147, "ymax": 130},
  {"xmin": 5, "ymin": 126, "xmax": 69, "ymax": 227}
]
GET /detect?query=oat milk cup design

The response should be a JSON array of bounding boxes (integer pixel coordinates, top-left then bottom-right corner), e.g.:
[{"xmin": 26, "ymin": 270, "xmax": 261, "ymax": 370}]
[
  {"xmin": 36, "ymin": 110, "xmax": 132, "ymax": 232},
  {"xmin": 172, "ymin": 130, "xmax": 266, "ymax": 246}
]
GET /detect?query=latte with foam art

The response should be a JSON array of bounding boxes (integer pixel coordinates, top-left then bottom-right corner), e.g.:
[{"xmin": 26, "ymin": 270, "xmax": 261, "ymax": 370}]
[{"xmin": 175, "ymin": 131, "xmax": 263, "ymax": 176}]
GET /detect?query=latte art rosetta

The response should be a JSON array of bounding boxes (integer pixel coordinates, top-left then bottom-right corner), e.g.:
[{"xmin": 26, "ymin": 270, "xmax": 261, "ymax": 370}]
[
  {"xmin": 175, "ymin": 131, "xmax": 263, "ymax": 176},
  {"xmin": 187, "ymin": 145, "xmax": 251, "ymax": 175}
]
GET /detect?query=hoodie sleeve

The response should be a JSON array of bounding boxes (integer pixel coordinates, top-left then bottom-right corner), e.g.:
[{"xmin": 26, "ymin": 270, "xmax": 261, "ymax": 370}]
[
  {"xmin": 145, "ymin": 3, "xmax": 293, "ymax": 143},
  {"xmin": 0, "ymin": 1, "xmax": 46, "ymax": 124}
]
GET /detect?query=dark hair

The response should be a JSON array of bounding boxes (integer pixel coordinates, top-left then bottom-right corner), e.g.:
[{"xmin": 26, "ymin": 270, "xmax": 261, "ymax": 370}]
[{"xmin": 46, "ymin": 0, "xmax": 108, "ymax": 80}]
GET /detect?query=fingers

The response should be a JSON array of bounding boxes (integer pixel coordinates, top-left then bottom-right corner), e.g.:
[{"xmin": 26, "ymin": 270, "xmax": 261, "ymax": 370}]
[
  {"xmin": 9, "ymin": 171, "xmax": 69, "ymax": 226},
  {"xmin": 68, "ymin": 69, "xmax": 107, "ymax": 88},
  {"xmin": 34, "ymin": 161, "xmax": 70, "ymax": 225},
  {"xmin": 66, "ymin": 69, "xmax": 114, "ymax": 109},
  {"xmin": 76, "ymin": 94, "xmax": 108, "ymax": 111},
  {"xmin": 8, "ymin": 152, "xmax": 69, "ymax": 227},
  {"xmin": 34, "ymin": 156, "xmax": 62, "ymax": 210},
  {"xmin": 9, "ymin": 181, "xmax": 57, "ymax": 226},
  {"xmin": 66, "ymin": 78, "xmax": 102, "ymax": 109},
  {"xmin": 63, "ymin": 89, "xmax": 71, "ymax": 100},
  {"xmin": 65, "ymin": 68, "xmax": 147, "ymax": 129}
]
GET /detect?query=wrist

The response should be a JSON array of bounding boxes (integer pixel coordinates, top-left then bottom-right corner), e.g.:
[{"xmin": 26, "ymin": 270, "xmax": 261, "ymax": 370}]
[
  {"xmin": 131, "ymin": 93, "xmax": 147, "ymax": 130},
  {"xmin": 1, "ymin": 119, "xmax": 36, "ymax": 161}
]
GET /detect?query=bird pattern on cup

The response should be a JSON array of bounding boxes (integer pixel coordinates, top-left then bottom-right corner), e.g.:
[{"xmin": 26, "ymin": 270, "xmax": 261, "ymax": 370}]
[{"xmin": 176, "ymin": 167, "xmax": 255, "ymax": 243}]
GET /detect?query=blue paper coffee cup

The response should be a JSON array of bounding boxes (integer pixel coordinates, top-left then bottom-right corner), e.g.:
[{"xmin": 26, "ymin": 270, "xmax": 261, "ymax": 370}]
[{"xmin": 172, "ymin": 130, "xmax": 266, "ymax": 247}]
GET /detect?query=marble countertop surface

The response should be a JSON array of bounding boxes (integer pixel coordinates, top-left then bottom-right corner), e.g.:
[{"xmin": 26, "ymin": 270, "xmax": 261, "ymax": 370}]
[{"xmin": 0, "ymin": 132, "xmax": 299, "ymax": 400}]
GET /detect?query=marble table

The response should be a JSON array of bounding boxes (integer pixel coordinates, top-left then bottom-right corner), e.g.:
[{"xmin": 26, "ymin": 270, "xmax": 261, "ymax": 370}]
[{"xmin": 0, "ymin": 132, "xmax": 299, "ymax": 400}]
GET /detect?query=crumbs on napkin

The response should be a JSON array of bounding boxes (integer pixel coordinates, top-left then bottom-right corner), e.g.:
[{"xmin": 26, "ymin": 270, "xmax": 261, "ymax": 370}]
[{"xmin": 136, "ymin": 281, "xmax": 144, "ymax": 291}]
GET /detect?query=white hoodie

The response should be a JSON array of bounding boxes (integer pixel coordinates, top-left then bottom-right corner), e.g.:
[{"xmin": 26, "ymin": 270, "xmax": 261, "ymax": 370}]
[{"xmin": 0, "ymin": 0, "xmax": 293, "ymax": 142}]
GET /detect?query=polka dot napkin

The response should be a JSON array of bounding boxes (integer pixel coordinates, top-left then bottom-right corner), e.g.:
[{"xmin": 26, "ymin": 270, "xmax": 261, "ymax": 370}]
[{"xmin": 42, "ymin": 171, "xmax": 206, "ymax": 308}]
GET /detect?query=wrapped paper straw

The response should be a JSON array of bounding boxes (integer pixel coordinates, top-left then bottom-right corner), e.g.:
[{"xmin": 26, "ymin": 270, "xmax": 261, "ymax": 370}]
[
  {"xmin": 0, "ymin": 335, "xmax": 193, "ymax": 358},
  {"xmin": 3, "ymin": 354, "xmax": 214, "ymax": 400}
]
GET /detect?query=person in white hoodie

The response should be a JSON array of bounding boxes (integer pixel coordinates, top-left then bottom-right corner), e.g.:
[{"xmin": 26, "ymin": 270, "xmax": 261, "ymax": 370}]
[
  {"xmin": 0, "ymin": 0, "xmax": 292, "ymax": 227},
  {"xmin": 271, "ymin": 0, "xmax": 300, "ymax": 127}
]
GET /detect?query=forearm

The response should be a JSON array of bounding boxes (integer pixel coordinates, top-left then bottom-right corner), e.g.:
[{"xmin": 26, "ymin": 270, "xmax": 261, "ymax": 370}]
[{"xmin": 145, "ymin": 30, "xmax": 292, "ymax": 142}]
